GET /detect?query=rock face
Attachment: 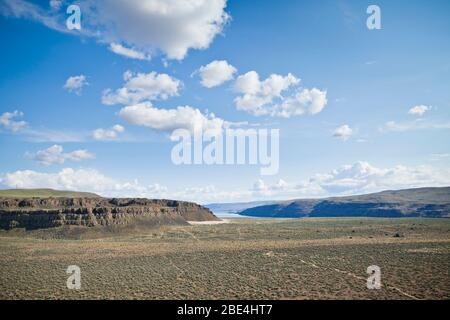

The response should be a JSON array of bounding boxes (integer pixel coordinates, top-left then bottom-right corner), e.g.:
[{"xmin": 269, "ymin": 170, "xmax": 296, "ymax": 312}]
[
  {"xmin": 239, "ymin": 187, "xmax": 450, "ymax": 218},
  {"xmin": 0, "ymin": 197, "xmax": 219, "ymax": 230}
]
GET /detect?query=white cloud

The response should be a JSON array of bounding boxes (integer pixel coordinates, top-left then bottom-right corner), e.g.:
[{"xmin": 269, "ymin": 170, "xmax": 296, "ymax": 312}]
[
  {"xmin": 17, "ymin": 127, "xmax": 89, "ymax": 143},
  {"xmin": 250, "ymin": 179, "xmax": 320, "ymax": 200},
  {"xmin": 234, "ymin": 71, "xmax": 299, "ymax": 115},
  {"xmin": 102, "ymin": 71, "xmax": 181, "ymax": 105},
  {"xmin": 0, "ymin": 110, "xmax": 93, "ymax": 142},
  {"xmin": 1, "ymin": 161, "xmax": 449, "ymax": 203},
  {"xmin": 234, "ymin": 71, "xmax": 261, "ymax": 95},
  {"xmin": 0, "ymin": 166, "xmax": 172, "ymax": 199},
  {"xmin": 251, "ymin": 161, "xmax": 450, "ymax": 200},
  {"xmin": 0, "ymin": 113, "xmax": 88, "ymax": 142},
  {"xmin": 1, "ymin": 0, "xmax": 230, "ymax": 60},
  {"xmin": 275, "ymin": 88, "xmax": 328, "ymax": 117},
  {"xmin": 86, "ymin": 0, "xmax": 230, "ymax": 60},
  {"xmin": 252, "ymin": 179, "xmax": 288, "ymax": 195},
  {"xmin": 0, "ymin": 0, "xmax": 69, "ymax": 33},
  {"xmin": 64, "ymin": 149, "xmax": 95, "ymax": 161},
  {"xmin": 109, "ymin": 43, "xmax": 150, "ymax": 60},
  {"xmin": 28, "ymin": 145, "xmax": 95, "ymax": 166},
  {"xmin": 0, "ymin": 110, "xmax": 126, "ymax": 142},
  {"xmin": 0, "ymin": 166, "xmax": 241, "ymax": 203},
  {"xmin": 92, "ymin": 124, "xmax": 125, "ymax": 141},
  {"xmin": 408, "ymin": 105, "xmax": 431, "ymax": 116},
  {"xmin": 333, "ymin": 124, "xmax": 353, "ymax": 140},
  {"xmin": 49, "ymin": 0, "xmax": 61, "ymax": 11},
  {"xmin": 118, "ymin": 102, "xmax": 226, "ymax": 138},
  {"xmin": 252, "ymin": 179, "xmax": 267, "ymax": 192},
  {"xmin": 111, "ymin": 124, "xmax": 125, "ymax": 133},
  {"xmin": 233, "ymin": 71, "xmax": 327, "ymax": 117},
  {"xmin": 381, "ymin": 119, "xmax": 450, "ymax": 132},
  {"xmin": 0, "ymin": 168, "xmax": 152, "ymax": 198},
  {"xmin": 429, "ymin": 153, "xmax": 450, "ymax": 161},
  {"xmin": 0, "ymin": 110, "xmax": 27, "ymax": 132},
  {"xmin": 197, "ymin": 60, "xmax": 237, "ymax": 88},
  {"xmin": 310, "ymin": 161, "xmax": 450, "ymax": 195},
  {"xmin": 382, "ymin": 120, "xmax": 411, "ymax": 132},
  {"xmin": 212, "ymin": 161, "xmax": 450, "ymax": 201},
  {"xmin": 171, "ymin": 162, "xmax": 450, "ymax": 203},
  {"xmin": 63, "ymin": 75, "xmax": 88, "ymax": 95}
]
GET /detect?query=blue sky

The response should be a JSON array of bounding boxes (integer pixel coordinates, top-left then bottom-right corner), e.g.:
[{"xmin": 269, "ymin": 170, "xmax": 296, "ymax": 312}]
[{"xmin": 0, "ymin": 0, "xmax": 449, "ymax": 203}]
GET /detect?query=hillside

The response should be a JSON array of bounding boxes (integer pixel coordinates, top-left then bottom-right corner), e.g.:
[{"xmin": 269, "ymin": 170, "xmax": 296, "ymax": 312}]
[
  {"xmin": 0, "ymin": 188, "xmax": 100, "ymax": 198},
  {"xmin": 239, "ymin": 187, "xmax": 450, "ymax": 218},
  {"xmin": 0, "ymin": 193, "xmax": 219, "ymax": 232}
]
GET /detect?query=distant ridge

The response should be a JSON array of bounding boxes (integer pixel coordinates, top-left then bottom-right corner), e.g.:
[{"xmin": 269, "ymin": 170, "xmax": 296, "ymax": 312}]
[
  {"xmin": 239, "ymin": 187, "xmax": 450, "ymax": 218},
  {"xmin": 0, "ymin": 188, "xmax": 101, "ymax": 198}
]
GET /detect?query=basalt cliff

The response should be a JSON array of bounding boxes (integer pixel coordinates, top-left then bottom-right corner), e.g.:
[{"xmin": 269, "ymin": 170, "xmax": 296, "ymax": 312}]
[{"xmin": 0, "ymin": 196, "xmax": 219, "ymax": 230}]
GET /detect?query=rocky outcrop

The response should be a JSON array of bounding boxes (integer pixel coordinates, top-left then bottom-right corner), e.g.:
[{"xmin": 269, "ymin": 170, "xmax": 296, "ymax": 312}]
[{"xmin": 0, "ymin": 197, "xmax": 219, "ymax": 230}]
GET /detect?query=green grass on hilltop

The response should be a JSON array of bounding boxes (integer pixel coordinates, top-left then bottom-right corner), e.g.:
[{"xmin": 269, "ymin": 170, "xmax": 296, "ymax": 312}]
[{"xmin": 0, "ymin": 188, "xmax": 101, "ymax": 198}]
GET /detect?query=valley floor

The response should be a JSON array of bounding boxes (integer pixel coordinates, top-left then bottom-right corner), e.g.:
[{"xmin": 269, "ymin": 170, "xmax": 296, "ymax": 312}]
[{"xmin": 0, "ymin": 218, "xmax": 449, "ymax": 299}]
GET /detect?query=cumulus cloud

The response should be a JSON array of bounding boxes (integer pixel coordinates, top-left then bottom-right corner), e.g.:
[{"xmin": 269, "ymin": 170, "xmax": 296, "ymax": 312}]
[
  {"xmin": 0, "ymin": 110, "xmax": 27, "ymax": 132},
  {"xmin": 27, "ymin": 145, "xmax": 95, "ymax": 166},
  {"xmin": 408, "ymin": 105, "xmax": 431, "ymax": 116},
  {"xmin": 1, "ymin": 0, "xmax": 230, "ymax": 60},
  {"xmin": 310, "ymin": 161, "xmax": 450, "ymax": 195},
  {"xmin": 0, "ymin": 166, "xmax": 175, "ymax": 199},
  {"xmin": 85, "ymin": 0, "xmax": 230, "ymax": 60},
  {"xmin": 63, "ymin": 75, "xmax": 88, "ymax": 95},
  {"xmin": 249, "ymin": 178, "xmax": 321, "ymax": 200},
  {"xmin": 92, "ymin": 124, "xmax": 125, "ymax": 141},
  {"xmin": 333, "ymin": 124, "xmax": 353, "ymax": 140},
  {"xmin": 1, "ymin": 161, "xmax": 449, "ymax": 203},
  {"xmin": 102, "ymin": 71, "xmax": 181, "ymax": 105},
  {"xmin": 251, "ymin": 161, "xmax": 450, "ymax": 200},
  {"xmin": 233, "ymin": 71, "xmax": 327, "ymax": 117},
  {"xmin": 118, "ymin": 102, "xmax": 226, "ymax": 138},
  {"xmin": 0, "ymin": 168, "xmax": 160, "ymax": 198},
  {"xmin": 234, "ymin": 71, "xmax": 261, "ymax": 95},
  {"xmin": 275, "ymin": 88, "xmax": 328, "ymax": 117},
  {"xmin": 109, "ymin": 43, "xmax": 150, "ymax": 60},
  {"xmin": 0, "ymin": 166, "xmax": 243, "ymax": 203},
  {"xmin": 197, "ymin": 60, "xmax": 237, "ymax": 88}
]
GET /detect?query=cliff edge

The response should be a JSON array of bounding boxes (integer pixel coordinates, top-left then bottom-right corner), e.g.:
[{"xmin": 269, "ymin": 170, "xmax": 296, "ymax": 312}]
[{"xmin": 0, "ymin": 195, "xmax": 219, "ymax": 230}]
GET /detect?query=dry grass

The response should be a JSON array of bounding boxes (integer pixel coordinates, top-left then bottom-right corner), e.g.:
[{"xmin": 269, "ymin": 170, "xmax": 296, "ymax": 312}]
[{"xmin": 0, "ymin": 217, "xmax": 449, "ymax": 300}]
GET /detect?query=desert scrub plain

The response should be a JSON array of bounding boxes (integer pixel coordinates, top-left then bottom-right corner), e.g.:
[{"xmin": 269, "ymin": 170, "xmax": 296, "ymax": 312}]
[{"xmin": 0, "ymin": 218, "xmax": 449, "ymax": 299}]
